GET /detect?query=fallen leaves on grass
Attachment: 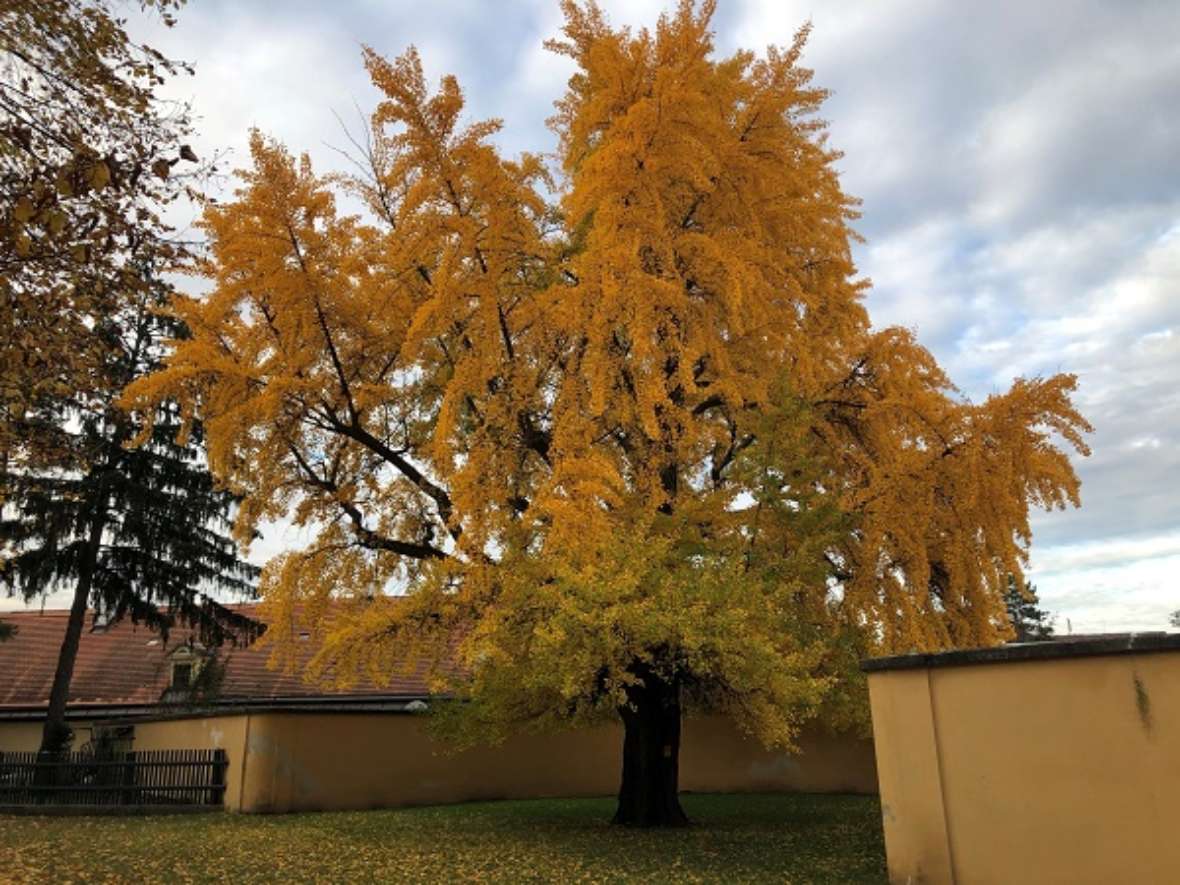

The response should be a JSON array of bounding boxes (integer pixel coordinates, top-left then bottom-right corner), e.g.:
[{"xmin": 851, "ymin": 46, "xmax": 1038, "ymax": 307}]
[{"xmin": 0, "ymin": 793, "xmax": 885, "ymax": 884}]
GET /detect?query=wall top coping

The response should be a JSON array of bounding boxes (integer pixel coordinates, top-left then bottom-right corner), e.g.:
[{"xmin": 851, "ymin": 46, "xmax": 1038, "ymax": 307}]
[
  {"xmin": 0, "ymin": 693, "xmax": 437, "ymax": 722},
  {"xmin": 861, "ymin": 632, "xmax": 1180, "ymax": 673}
]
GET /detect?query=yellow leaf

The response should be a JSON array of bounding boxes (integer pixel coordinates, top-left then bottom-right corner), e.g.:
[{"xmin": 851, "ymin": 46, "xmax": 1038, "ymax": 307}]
[
  {"xmin": 90, "ymin": 160, "xmax": 111, "ymax": 190},
  {"xmin": 14, "ymin": 195, "xmax": 35, "ymax": 223},
  {"xmin": 46, "ymin": 209, "xmax": 67, "ymax": 236}
]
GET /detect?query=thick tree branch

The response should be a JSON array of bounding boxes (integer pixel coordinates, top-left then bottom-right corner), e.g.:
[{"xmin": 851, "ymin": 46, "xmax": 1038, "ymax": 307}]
[
  {"xmin": 286, "ymin": 442, "xmax": 446, "ymax": 560},
  {"xmin": 497, "ymin": 303, "xmax": 515, "ymax": 361},
  {"xmin": 323, "ymin": 413, "xmax": 459, "ymax": 540}
]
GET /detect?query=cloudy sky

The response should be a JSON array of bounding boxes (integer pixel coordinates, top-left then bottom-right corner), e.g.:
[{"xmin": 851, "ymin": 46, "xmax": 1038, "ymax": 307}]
[{"xmin": 7, "ymin": 0, "xmax": 1179, "ymax": 632}]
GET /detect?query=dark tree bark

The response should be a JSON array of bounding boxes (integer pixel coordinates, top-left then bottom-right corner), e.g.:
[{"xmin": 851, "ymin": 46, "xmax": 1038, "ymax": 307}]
[
  {"xmin": 612, "ymin": 664, "xmax": 689, "ymax": 827},
  {"xmin": 38, "ymin": 504, "xmax": 106, "ymax": 755}
]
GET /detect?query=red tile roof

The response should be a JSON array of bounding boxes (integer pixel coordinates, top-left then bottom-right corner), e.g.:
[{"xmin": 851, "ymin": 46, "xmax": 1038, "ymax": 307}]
[{"xmin": 0, "ymin": 605, "xmax": 439, "ymax": 709}]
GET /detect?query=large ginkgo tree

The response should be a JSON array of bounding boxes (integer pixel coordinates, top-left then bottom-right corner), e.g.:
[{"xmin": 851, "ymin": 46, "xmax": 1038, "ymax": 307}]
[{"xmin": 125, "ymin": 0, "xmax": 1090, "ymax": 826}]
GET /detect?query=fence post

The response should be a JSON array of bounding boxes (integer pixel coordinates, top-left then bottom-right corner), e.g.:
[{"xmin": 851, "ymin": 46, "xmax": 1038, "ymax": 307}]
[
  {"xmin": 121, "ymin": 750, "xmax": 137, "ymax": 806},
  {"xmin": 212, "ymin": 748, "xmax": 228, "ymax": 807},
  {"xmin": 33, "ymin": 750, "xmax": 58, "ymax": 805}
]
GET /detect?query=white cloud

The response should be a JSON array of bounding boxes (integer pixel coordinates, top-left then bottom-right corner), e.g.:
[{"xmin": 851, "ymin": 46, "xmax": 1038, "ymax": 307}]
[{"xmin": 1030, "ymin": 532, "xmax": 1180, "ymax": 633}]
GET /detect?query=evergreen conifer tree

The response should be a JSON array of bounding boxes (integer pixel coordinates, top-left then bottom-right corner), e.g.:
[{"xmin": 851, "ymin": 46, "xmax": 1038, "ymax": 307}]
[
  {"xmin": 1005, "ymin": 576, "xmax": 1055, "ymax": 642},
  {"xmin": 0, "ymin": 273, "xmax": 261, "ymax": 754}
]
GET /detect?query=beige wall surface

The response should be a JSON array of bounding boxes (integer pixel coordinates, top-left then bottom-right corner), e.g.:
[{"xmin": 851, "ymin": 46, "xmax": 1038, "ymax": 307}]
[
  {"xmin": 2, "ymin": 711, "xmax": 876, "ymax": 814},
  {"xmin": 238, "ymin": 712, "xmax": 876, "ymax": 814},
  {"xmin": 0, "ymin": 720, "xmax": 135, "ymax": 753},
  {"xmin": 869, "ymin": 649, "xmax": 1180, "ymax": 885},
  {"xmin": 680, "ymin": 715, "xmax": 877, "ymax": 796},
  {"xmin": 867, "ymin": 670, "xmax": 955, "ymax": 885},
  {"xmin": 132, "ymin": 715, "xmax": 249, "ymax": 812},
  {"xmin": 0, "ymin": 715, "xmax": 250, "ymax": 810},
  {"xmin": 239, "ymin": 712, "xmax": 619, "ymax": 813},
  {"xmin": 0, "ymin": 721, "xmax": 49, "ymax": 753}
]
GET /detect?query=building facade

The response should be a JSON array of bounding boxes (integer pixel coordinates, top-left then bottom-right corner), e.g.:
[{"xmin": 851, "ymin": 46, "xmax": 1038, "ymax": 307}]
[{"xmin": 0, "ymin": 607, "xmax": 877, "ymax": 812}]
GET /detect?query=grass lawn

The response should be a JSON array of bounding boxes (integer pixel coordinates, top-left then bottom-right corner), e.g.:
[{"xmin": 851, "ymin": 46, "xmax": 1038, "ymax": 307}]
[{"xmin": 0, "ymin": 792, "xmax": 885, "ymax": 884}]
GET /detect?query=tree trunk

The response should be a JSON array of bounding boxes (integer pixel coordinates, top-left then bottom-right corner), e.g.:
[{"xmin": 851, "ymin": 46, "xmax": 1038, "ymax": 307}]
[
  {"xmin": 38, "ymin": 506, "xmax": 105, "ymax": 755},
  {"xmin": 612, "ymin": 665, "xmax": 689, "ymax": 827}
]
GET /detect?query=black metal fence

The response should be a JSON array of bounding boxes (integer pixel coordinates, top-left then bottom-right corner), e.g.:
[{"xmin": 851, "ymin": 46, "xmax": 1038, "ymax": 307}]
[{"xmin": 0, "ymin": 748, "xmax": 228, "ymax": 808}]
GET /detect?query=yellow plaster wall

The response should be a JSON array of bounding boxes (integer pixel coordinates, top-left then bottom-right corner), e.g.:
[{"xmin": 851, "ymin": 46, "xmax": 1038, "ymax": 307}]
[
  {"xmin": 0, "ymin": 715, "xmax": 250, "ymax": 810},
  {"xmin": 240, "ymin": 712, "xmax": 618, "ymax": 813},
  {"xmin": 0, "ymin": 721, "xmax": 50, "ymax": 752},
  {"xmin": 680, "ymin": 715, "xmax": 877, "ymax": 796},
  {"xmin": 867, "ymin": 670, "xmax": 954, "ymax": 885},
  {"xmin": 131, "ymin": 715, "xmax": 249, "ymax": 812},
  {"xmin": 2, "ymin": 711, "xmax": 876, "ymax": 814},
  {"xmin": 868, "ymin": 650, "xmax": 1180, "ymax": 885},
  {"xmin": 239, "ymin": 713, "xmax": 876, "ymax": 813},
  {"xmin": 0, "ymin": 719, "xmax": 133, "ymax": 754}
]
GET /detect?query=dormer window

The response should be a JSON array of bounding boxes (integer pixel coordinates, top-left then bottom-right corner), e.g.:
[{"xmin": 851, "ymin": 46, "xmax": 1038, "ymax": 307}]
[
  {"xmin": 164, "ymin": 641, "xmax": 207, "ymax": 699},
  {"xmin": 171, "ymin": 662, "xmax": 193, "ymax": 690}
]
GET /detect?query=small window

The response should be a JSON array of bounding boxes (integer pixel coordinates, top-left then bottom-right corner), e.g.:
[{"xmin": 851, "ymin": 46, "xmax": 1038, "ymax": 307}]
[{"xmin": 171, "ymin": 662, "xmax": 193, "ymax": 689}]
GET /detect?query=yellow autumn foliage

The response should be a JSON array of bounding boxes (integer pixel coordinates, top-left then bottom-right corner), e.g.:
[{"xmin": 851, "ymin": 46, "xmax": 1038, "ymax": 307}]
[
  {"xmin": 123, "ymin": 0, "xmax": 1090, "ymax": 749},
  {"xmin": 2, "ymin": 0, "xmax": 194, "ymax": 471}
]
